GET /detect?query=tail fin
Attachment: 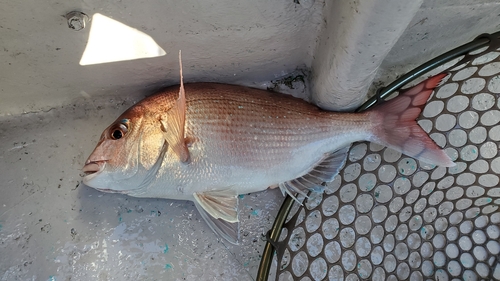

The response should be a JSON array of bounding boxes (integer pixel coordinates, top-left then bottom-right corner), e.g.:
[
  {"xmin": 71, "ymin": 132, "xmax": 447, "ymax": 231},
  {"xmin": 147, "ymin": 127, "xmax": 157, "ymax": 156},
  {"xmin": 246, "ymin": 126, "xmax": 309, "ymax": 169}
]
[{"xmin": 369, "ymin": 73, "xmax": 455, "ymax": 167}]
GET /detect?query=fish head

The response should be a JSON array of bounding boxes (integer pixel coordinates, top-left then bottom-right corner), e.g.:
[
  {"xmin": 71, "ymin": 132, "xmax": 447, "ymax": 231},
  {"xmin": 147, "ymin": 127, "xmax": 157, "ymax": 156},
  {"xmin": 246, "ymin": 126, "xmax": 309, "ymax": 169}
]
[{"xmin": 82, "ymin": 104, "xmax": 166, "ymax": 193}]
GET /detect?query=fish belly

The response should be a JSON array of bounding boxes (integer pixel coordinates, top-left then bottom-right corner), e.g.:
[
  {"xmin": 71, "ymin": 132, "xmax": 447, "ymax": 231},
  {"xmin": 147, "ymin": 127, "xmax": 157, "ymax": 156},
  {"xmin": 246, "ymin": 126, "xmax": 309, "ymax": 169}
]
[{"xmin": 139, "ymin": 124, "xmax": 368, "ymax": 200}]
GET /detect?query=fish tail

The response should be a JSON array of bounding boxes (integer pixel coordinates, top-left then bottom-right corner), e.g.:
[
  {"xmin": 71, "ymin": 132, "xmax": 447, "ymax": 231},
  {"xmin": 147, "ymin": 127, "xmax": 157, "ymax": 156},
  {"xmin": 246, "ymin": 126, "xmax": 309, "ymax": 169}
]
[{"xmin": 369, "ymin": 73, "xmax": 455, "ymax": 167}]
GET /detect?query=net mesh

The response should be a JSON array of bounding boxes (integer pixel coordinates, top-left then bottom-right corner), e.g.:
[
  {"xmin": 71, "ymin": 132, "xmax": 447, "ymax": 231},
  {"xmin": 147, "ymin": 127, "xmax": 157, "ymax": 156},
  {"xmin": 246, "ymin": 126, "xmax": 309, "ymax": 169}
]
[{"xmin": 268, "ymin": 45, "xmax": 500, "ymax": 281}]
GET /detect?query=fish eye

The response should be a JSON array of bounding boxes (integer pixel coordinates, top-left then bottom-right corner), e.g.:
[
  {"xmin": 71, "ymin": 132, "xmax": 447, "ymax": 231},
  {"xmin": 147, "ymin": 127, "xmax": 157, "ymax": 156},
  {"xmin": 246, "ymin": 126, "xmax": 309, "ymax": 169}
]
[{"xmin": 110, "ymin": 123, "xmax": 128, "ymax": 140}]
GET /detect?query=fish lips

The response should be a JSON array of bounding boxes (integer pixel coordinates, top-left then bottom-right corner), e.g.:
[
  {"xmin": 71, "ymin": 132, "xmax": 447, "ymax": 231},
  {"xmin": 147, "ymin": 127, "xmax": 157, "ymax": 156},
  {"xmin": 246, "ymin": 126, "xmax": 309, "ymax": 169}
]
[
  {"xmin": 83, "ymin": 160, "xmax": 104, "ymax": 176},
  {"xmin": 82, "ymin": 161, "xmax": 127, "ymax": 194},
  {"xmin": 82, "ymin": 160, "xmax": 107, "ymax": 186}
]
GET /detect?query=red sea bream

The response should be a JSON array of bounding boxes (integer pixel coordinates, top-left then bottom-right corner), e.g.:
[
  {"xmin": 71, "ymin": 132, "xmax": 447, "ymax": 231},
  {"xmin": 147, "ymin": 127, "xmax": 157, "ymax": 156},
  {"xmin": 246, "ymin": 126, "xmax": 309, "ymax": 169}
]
[{"xmin": 82, "ymin": 58, "xmax": 453, "ymax": 243}]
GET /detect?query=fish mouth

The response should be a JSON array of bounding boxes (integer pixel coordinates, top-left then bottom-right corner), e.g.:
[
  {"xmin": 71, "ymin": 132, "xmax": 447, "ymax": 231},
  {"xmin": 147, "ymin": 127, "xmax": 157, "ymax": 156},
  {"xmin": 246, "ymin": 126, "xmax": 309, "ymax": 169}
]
[
  {"xmin": 94, "ymin": 188, "xmax": 126, "ymax": 194},
  {"xmin": 82, "ymin": 161, "xmax": 126, "ymax": 194},
  {"xmin": 82, "ymin": 161, "xmax": 105, "ymax": 178}
]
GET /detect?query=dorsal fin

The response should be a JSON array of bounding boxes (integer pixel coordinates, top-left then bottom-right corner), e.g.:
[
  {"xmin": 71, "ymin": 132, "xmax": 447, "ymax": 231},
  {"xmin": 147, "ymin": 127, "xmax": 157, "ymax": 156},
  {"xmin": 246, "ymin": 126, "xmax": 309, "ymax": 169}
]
[
  {"xmin": 159, "ymin": 51, "xmax": 190, "ymax": 162},
  {"xmin": 279, "ymin": 146, "xmax": 350, "ymax": 203}
]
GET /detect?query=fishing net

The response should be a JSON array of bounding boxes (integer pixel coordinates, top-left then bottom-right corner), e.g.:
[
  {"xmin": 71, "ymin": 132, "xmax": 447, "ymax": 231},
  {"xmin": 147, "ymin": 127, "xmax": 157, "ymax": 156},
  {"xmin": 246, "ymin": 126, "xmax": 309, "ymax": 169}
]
[{"xmin": 258, "ymin": 32, "xmax": 500, "ymax": 281}]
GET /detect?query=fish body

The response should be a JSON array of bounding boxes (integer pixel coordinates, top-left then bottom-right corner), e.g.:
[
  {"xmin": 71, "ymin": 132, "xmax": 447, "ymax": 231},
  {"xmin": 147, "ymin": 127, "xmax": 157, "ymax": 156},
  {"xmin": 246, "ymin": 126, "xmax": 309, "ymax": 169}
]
[
  {"xmin": 83, "ymin": 68, "xmax": 453, "ymax": 243},
  {"xmin": 131, "ymin": 83, "xmax": 370, "ymax": 198}
]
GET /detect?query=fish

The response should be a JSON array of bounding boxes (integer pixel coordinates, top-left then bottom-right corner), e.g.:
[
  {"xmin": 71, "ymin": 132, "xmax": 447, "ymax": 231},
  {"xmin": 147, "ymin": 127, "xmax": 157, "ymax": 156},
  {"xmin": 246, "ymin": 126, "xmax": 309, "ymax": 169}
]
[{"xmin": 82, "ymin": 54, "xmax": 454, "ymax": 244}]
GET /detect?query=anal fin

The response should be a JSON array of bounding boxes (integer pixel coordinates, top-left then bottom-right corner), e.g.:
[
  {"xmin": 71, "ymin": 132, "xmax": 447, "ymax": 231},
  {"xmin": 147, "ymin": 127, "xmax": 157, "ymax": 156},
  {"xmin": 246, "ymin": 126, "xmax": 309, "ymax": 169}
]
[{"xmin": 279, "ymin": 146, "xmax": 350, "ymax": 203}]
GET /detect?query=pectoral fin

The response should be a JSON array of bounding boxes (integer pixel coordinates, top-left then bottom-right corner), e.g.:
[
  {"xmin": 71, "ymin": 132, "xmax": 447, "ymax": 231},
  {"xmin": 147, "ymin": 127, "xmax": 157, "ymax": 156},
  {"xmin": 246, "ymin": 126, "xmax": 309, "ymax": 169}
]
[
  {"xmin": 279, "ymin": 146, "xmax": 350, "ymax": 203},
  {"xmin": 160, "ymin": 51, "xmax": 190, "ymax": 162}
]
